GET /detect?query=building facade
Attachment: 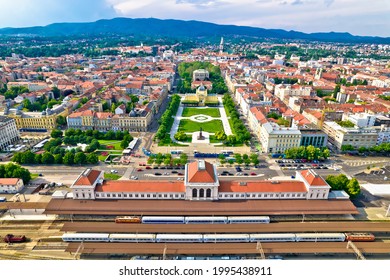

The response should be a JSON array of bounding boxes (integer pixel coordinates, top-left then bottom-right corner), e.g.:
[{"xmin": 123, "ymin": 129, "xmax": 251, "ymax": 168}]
[
  {"xmin": 0, "ymin": 116, "xmax": 20, "ymax": 151},
  {"xmin": 300, "ymin": 129, "xmax": 328, "ymax": 148},
  {"xmin": 322, "ymin": 121, "xmax": 378, "ymax": 150},
  {"xmin": 0, "ymin": 178, "xmax": 24, "ymax": 194},
  {"xmin": 71, "ymin": 160, "xmax": 333, "ymax": 201}
]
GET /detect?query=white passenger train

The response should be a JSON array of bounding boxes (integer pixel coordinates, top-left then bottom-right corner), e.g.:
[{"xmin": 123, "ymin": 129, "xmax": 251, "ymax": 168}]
[
  {"xmin": 62, "ymin": 233, "xmax": 346, "ymax": 243},
  {"xmin": 138, "ymin": 216, "xmax": 271, "ymax": 224}
]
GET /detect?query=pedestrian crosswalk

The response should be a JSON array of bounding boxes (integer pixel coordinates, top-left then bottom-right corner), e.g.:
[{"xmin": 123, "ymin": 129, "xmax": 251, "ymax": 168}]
[{"xmin": 343, "ymin": 160, "xmax": 388, "ymax": 167}]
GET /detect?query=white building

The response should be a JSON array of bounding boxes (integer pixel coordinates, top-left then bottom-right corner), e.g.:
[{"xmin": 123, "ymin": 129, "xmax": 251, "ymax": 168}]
[
  {"xmin": 347, "ymin": 113, "xmax": 376, "ymax": 128},
  {"xmin": 274, "ymin": 84, "xmax": 312, "ymax": 101},
  {"xmin": 0, "ymin": 178, "xmax": 24, "ymax": 194},
  {"xmin": 322, "ymin": 121, "xmax": 378, "ymax": 150},
  {"xmin": 0, "ymin": 116, "xmax": 20, "ymax": 151},
  {"xmin": 70, "ymin": 160, "xmax": 333, "ymax": 201},
  {"xmin": 260, "ymin": 122, "xmax": 302, "ymax": 154},
  {"xmin": 193, "ymin": 69, "xmax": 209, "ymax": 81}
]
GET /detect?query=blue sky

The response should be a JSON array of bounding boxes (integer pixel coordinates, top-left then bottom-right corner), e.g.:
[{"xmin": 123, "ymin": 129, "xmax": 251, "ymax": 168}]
[{"xmin": 0, "ymin": 0, "xmax": 389, "ymax": 37}]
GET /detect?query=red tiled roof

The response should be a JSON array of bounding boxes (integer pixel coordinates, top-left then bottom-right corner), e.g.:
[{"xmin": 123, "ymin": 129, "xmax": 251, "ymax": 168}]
[
  {"xmin": 96, "ymin": 181, "xmax": 185, "ymax": 193},
  {"xmin": 0, "ymin": 178, "xmax": 20, "ymax": 185},
  {"xmin": 74, "ymin": 170, "xmax": 101, "ymax": 186},
  {"xmin": 187, "ymin": 161, "xmax": 215, "ymax": 183},
  {"xmin": 300, "ymin": 170, "xmax": 328, "ymax": 187},
  {"xmin": 219, "ymin": 181, "xmax": 307, "ymax": 193}
]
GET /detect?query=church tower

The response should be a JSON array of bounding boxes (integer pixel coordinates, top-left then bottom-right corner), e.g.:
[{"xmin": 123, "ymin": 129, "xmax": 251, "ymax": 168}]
[{"xmin": 219, "ymin": 37, "xmax": 224, "ymax": 55}]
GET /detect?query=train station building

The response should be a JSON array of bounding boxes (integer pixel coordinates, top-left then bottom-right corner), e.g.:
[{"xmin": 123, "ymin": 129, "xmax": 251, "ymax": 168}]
[{"xmin": 70, "ymin": 160, "xmax": 333, "ymax": 201}]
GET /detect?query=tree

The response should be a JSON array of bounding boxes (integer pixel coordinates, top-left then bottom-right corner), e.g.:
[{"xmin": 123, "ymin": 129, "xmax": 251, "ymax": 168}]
[
  {"xmin": 12, "ymin": 153, "xmax": 22, "ymax": 164},
  {"xmin": 322, "ymin": 148, "xmax": 330, "ymax": 159},
  {"xmin": 111, "ymin": 103, "xmax": 117, "ymax": 113},
  {"xmin": 0, "ymin": 163, "xmax": 31, "ymax": 184},
  {"xmin": 51, "ymin": 129, "xmax": 63, "ymax": 138},
  {"xmin": 164, "ymin": 158, "xmax": 171, "ymax": 166},
  {"xmin": 234, "ymin": 154, "xmax": 243, "ymax": 164},
  {"xmin": 41, "ymin": 152, "xmax": 55, "ymax": 164},
  {"xmin": 346, "ymin": 178, "xmax": 361, "ymax": 198},
  {"xmin": 56, "ymin": 116, "xmax": 67, "ymax": 126},
  {"xmin": 74, "ymin": 152, "xmax": 87, "ymax": 165},
  {"xmin": 34, "ymin": 153, "xmax": 42, "ymax": 164},
  {"xmin": 86, "ymin": 153, "xmax": 99, "ymax": 164},
  {"xmin": 63, "ymin": 152, "xmax": 74, "ymax": 165},
  {"xmin": 120, "ymin": 139, "xmax": 130, "ymax": 149},
  {"xmin": 325, "ymin": 174, "xmax": 349, "ymax": 191},
  {"xmin": 19, "ymin": 151, "xmax": 35, "ymax": 164},
  {"xmin": 51, "ymin": 87, "xmax": 61, "ymax": 99},
  {"xmin": 54, "ymin": 154, "xmax": 63, "ymax": 164},
  {"xmin": 174, "ymin": 131, "xmax": 187, "ymax": 141}
]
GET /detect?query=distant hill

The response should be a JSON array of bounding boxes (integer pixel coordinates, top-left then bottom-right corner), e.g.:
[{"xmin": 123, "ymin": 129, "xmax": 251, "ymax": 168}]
[{"xmin": 0, "ymin": 17, "xmax": 389, "ymax": 44}]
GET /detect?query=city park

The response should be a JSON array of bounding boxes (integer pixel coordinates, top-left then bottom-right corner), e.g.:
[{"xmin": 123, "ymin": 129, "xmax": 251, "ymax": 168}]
[{"xmin": 154, "ymin": 63, "xmax": 251, "ymax": 151}]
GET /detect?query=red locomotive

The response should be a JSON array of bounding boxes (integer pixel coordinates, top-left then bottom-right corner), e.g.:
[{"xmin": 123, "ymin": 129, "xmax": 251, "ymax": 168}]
[
  {"xmin": 345, "ymin": 233, "xmax": 375, "ymax": 242},
  {"xmin": 3, "ymin": 234, "xmax": 27, "ymax": 243},
  {"xmin": 115, "ymin": 216, "xmax": 141, "ymax": 223}
]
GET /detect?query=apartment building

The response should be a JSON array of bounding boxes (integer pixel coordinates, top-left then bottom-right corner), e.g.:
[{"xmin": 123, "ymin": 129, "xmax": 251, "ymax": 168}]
[
  {"xmin": 0, "ymin": 178, "xmax": 24, "ymax": 194},
  {"xmin": 322, "ymin": 121, "xmax": 378, "ymax": 150},
  {"xmin": 0, "ymin": 116, "xmax": 20, "ymax": 151},
  {"xmin": 260, "ymin": 122, "xmax": 302, "ymax": 153}
]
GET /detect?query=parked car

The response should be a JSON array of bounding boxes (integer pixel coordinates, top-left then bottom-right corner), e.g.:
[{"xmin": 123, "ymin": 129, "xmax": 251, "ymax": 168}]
[
  {"xmin": 137, "ymin": 169, "xmax": 143, "ymax": 172},
  {"xmin": 250, "ymin": 172, "xmax": 257, "ymax": 176},
  {"xmin": 154, "ymin": 172, "xmax": 162, "ymax": 176}
]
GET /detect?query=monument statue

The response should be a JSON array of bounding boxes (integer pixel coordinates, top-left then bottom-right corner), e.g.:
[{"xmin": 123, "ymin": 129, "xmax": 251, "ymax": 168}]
[{"xmin": 197, "ymin": 127, "xmax": 205, "ymax": 140}]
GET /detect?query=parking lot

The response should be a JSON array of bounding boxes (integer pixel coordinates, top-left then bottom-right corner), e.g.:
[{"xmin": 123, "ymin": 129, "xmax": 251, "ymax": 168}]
[
  {"xmin": 354, "ymin": 166, "xmax": 390, "ymax": 184},
  {"xmin": 275, "ymin": 159, "xmax": 334, "ymax": 171},
  {"xmin": 127, "ymin": 163, "xmax": 279, "ymax": 181}
]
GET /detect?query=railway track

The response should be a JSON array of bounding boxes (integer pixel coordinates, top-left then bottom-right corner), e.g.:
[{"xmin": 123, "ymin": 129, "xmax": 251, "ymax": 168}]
[
  {"xmin": 61, "ymin": 221, "xmax": 390, "ymax": 233},
  {"xmin": 65, "ymin": 241, "xmax": 390, "ymax": 255}
]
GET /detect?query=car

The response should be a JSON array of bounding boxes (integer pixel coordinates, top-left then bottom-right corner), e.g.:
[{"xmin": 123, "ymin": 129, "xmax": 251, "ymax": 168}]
[
  {"xmin": 153, "ymin": 166, "xmax": 159, "ymax": 169},
  {"xmin": 154, "ymin": 172, "xmax": 162, "ymax": 176},
  {"xmin": 130, "ymin": 175, "xmax": 135, "ymax": 179},
  {"xmin": 221, "ymin": 173, "xmax": 227, "ymax": 176},
  {"xmin": 322, "ymin": 166, "xmax": 328, "ymax": 169},
  {"xmin": 137, "ymin": 169, "xmax": 143, "ymax": 172},
  {"xmin": 250, "ymin": 172, "xmax": 257, "ymax": 176},
  {"xmin": 235, "ymin": 167, "xmax": 242, "ymax": 172},
  {"xmin": 171, "ymin": 170, "xmax": 178, "ymax": 173},
  {"xmin": 291, "ymin": 175, "xmax": 295, "ymax": 179},
  {"xmin": 243, "ymin": 173, "xmax": 248, "ymax": 176},
  {"xmin": 167, "ymin": 166, "xmax": 173, "ymax": 169},
  {"xmin": 38, "ymin": 173, "xmax": 43, "ymax": 176},
  {"xmin": 280, "ymin": 164, "xmax": 285, "ymax": 167},
  {"xmin": 178, "ymin": 172, "xmax": 184, "ymax": 176},
  {"xmin": 145, "ymin": 166, "xmax": 152, "ymax": 170},
  {"xmin": 244, "ymin": 167, "xmax": 250, "ymax": 170},
  {"xmin": 236, "ymin": 172, "xmax": 242, "ymax": 176},
  {"xmin": 110, "ymin": 169, "xmax": 118, "ymax": 173},
  {"xmin": 133, "ymin": 176, "xmax": 138, "ymax": 180}
]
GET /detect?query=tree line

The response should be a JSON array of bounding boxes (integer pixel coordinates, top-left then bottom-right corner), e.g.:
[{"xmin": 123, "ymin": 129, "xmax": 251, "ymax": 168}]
[
  {"xmin": 155, "ymin": 95, "xmax": 181, "ymax": 141},
  {"xmin": 222, "ymin": 94, "xmax": 251, "ymax": 145},
  {"xmin": 0, "ymin": 163, "xmax": 31, "ymax": 184},
  {"xmin": 284, "ymin": 146, "xmax": 330, "ymax": 160},
  {"xmin": 326, "ymin": 174, "xmax": 361, "ymax": 198}
]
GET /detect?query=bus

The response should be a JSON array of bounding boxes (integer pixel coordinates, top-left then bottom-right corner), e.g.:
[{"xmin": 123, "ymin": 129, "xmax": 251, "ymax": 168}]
[{"xmin": 221, "ymin": 150, "xmax": 234, "ymax": 155}]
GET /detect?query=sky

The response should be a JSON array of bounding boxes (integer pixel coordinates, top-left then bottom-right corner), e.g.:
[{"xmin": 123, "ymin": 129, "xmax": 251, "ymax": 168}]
[{"xmin": 0, "ymin": 0, "xmax": 389, "ymax": 37}]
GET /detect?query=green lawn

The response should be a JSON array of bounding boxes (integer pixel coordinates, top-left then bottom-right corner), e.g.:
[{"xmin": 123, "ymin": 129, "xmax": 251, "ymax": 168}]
[
  {"xmin": 104, "ymin": 173, "xmax": 121, "ymax": 180},
  {"xmin": 181, "ymin": 107, "xmax": 221, "ymax": 118},
  {"xmin": 178, "ymin": 119, "xmax": 224, "ymax": 133},
  {"xmin": 98, "ymin": 140, "xmax": 123, "ymax": 151}
]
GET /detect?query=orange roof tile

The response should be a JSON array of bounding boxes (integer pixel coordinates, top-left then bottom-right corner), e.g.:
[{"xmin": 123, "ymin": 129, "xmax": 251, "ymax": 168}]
[
  {"xmin": 96, "ymin": 181, "xmax": 185, "ymax": 193},
  {"xmin": 300, "ymin": 170, "xmax": 328, "ymax": 187},
  {"xmin": 74, "ymin": 170, "xmax": 101, "ymax": 186},
  {"xmin": 187, "ymin": 161, "xmax": 215, "ymax": 183},
  {"xmin": 0, "ymin": 178, "xmax": 20, "ymax": 185},
  {"xmin": 219, "ymin": 181, "xmax": 307, "ymax": 193}
]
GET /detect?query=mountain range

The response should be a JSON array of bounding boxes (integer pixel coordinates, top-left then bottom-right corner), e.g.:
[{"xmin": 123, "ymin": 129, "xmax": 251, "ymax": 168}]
[{"xmin": 0, "ymin": 17, "xmax": 389, "ymax": 44}]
